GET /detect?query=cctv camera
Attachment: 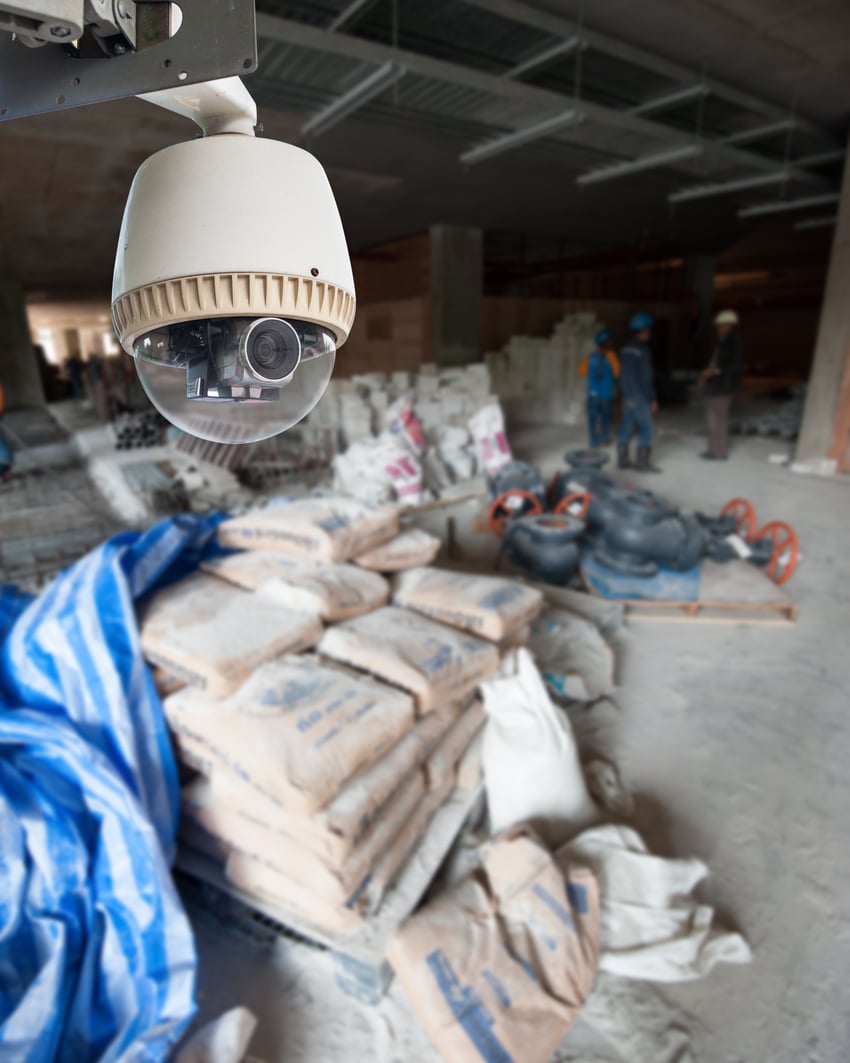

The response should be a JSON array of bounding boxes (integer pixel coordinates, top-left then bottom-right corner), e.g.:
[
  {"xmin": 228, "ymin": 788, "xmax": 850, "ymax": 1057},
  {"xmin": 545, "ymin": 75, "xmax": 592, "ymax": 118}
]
[{"xmin": 112, "ymin": 87, "xmax": 355, "ymax": 444}]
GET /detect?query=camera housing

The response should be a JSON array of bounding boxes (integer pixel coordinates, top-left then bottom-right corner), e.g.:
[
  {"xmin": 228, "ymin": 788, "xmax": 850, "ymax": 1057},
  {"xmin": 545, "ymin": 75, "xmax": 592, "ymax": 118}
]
[{"xmin": 112, "ymin": 129, "xmax": 356, "ymax": 444}]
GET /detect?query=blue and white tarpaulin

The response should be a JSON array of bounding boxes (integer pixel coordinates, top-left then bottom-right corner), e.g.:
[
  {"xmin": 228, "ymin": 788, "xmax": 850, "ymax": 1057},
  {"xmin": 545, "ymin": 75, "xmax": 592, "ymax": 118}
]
[{"xmin": 0, "ymin": 515, "xmax": 222, "ymax": 1062}]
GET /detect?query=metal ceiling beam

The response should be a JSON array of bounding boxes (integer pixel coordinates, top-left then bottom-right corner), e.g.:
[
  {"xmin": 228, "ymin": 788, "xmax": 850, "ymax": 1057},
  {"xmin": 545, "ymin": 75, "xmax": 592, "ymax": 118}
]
[
  {"xmin": 456, "ymin": 0, "xmax": 836, "ymax": 146},
  {"xmin": 504, "ymin": 36, "xmax": 583, "ymax": 80},
  {"xmin": 794, "ymin": 215, "xmax": 837, "ymax": 230},
  {"xmin": 577, "ymin": 144, "xmax": 703, "ymax": 185},
  {"xmin": 255, "ymin": 14, "xmax": 828, "ymax": 186},
  {"xmin": 796, "ymin": 149, "xmax": 845, "ymax": 167},
  {"xmin": 628, "ymin": 84, "xmax": 708, "ymax": 118}
]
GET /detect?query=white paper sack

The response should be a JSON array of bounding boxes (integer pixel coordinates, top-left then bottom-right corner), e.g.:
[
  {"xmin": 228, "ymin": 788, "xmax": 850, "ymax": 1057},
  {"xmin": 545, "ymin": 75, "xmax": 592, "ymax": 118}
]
[
  {"xmin": 529, "ymin": 607, "xmax": 616, "ymax": 701},
  {"xmin": 558, "ymin": 824, "xmax": 753, "ymax": 982},
  {"xmin": 481, "ymin": 648, "xmax": 598, "ymax": 846},
  {"xmin": 469, "ymin": 402, "xmax": 512, "ymax": 476}
]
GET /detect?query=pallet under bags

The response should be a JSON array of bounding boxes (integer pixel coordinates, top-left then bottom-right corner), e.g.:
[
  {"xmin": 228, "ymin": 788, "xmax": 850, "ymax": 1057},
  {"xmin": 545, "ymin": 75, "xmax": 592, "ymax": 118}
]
[
  {"xmin": 319, "ymin": 607, "xmax": 500, "ymax": 713},
  {"xmin": 217, "ymin": 495, "xmax": 399, "ymax": 562},
  {"xmin": 388, "ymin": 827, "xmax": 601, "ymax": 1063},
  {"xmin": 354, "ymin": 528, "xmax": 442, "ymax": 572},
  {"xmin": 392, "ymin": 568, "xmax": 543, "ymax": 643},
  {"xmin": 163, "ymin": 656, "xmax": 415, "ymax": 815},
  {"xmin": 140, "ymin": 573, "xmax": 323, "ymax": 697},
  {"xmin": 201, "ymin": 552, "xmax": 389, "ymax": 621}
]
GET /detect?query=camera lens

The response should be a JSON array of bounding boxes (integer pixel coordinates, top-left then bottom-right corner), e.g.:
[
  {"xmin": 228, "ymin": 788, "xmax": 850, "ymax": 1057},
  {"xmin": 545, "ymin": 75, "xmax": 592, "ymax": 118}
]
[{"xmin": 240, "ymin": 318, "xmax": 301, "ymax": 383}]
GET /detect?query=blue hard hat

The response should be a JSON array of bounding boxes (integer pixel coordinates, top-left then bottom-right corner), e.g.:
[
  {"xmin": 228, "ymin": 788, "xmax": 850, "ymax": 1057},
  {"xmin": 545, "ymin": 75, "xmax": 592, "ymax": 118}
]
[
  {"xmin": 595, "ymin": 328, "xmax": 613, "ymax": 347},
  {"xmin": 630, "ymin": 311, "xmax": 654, "ymax": 332}
]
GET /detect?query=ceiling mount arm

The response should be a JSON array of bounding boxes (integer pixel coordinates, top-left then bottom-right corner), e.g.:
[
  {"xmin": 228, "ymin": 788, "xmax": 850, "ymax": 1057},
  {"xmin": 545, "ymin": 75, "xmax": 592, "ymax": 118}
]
[{"xmin": 138, "ymin": 75, "xmax": 257, "ymax": 136}]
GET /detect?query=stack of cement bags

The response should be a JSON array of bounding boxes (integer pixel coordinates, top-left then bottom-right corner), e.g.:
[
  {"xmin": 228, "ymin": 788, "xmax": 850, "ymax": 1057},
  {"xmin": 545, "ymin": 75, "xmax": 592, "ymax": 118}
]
[{"xmin": 139, "ymin": 494, "xmax": 543, "ymax": 938}]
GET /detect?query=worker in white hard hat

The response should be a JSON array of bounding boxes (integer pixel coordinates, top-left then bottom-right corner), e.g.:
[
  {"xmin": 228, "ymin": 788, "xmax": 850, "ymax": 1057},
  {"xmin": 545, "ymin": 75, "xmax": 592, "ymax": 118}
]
[{"xmin": 699, "ymin": 309, "xmax": 744, "ymax": 460}]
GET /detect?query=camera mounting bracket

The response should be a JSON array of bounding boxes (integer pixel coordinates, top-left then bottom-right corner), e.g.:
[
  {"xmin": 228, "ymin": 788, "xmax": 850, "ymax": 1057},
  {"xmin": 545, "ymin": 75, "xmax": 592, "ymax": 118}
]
[{"xmin": 0, "ymin": 0, "xmax": 257, "ymax": 122}]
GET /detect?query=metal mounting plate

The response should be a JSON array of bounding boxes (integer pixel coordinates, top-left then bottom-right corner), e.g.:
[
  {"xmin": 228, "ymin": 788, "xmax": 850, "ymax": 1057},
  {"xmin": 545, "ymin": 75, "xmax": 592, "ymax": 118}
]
[{"xmin": 0, "ymin": 0, "xmax": 257, "ymax": 121}]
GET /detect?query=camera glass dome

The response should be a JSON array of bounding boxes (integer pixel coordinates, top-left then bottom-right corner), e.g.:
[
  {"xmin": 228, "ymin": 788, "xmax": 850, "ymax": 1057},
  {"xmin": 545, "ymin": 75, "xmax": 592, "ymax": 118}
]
[{"xmin": 133, "ymin": 316, "xmax": 335, "ymax": 444}]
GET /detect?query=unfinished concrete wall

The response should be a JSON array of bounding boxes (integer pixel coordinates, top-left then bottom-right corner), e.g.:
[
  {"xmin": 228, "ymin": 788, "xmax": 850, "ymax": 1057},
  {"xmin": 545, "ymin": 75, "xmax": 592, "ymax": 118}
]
[
  {"xmin": 0, "ymin": 279, "xmax": 45, "ymax": 408},
  {"xmin": 796, "ymin": 133, "xmax": 850, "ymax": 467},
  {"xmin": 430, "ymin": 225, "xmax": 482, "ymax": 367}
]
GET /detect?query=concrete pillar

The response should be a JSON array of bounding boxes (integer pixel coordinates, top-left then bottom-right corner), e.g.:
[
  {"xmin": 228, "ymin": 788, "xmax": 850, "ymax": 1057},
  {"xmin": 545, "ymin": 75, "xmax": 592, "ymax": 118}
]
[
  {"xmin": 430, "ymin": 225, "xmax": 483, "ymax": 366},
  {"xmin": 0, "ymin": 280, "xmax": 45, "ymax": 409},
  {"xmin": 682, "ymin": 254, "xmax": 716, "ymax": 370},
  {"xmin": 796, "ymin": 133, "xmax": 850, "ymax": 467}
]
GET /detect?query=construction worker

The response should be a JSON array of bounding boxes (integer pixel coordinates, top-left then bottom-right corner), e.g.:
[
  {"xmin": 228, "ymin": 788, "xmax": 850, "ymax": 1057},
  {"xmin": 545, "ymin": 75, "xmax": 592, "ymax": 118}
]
[
  {"xmin": 618, "ymin": 311, "xmax": 659, "ymax": 472},
  {"xmin": 578, "ymin": 328, "xmax": 620, "ymax": 446},
  {"xmin": 700, "ymin": 309, "xmax": 744, "ymax": 460}
]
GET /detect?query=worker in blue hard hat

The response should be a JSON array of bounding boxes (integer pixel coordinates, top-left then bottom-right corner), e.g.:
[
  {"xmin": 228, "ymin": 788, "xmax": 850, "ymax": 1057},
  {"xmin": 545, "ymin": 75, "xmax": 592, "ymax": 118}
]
[
  {"xmin": 578, "ymin": 327, "xmax": 620, "ymax": 447},
  {"xmin": 617, "ymin": 311, "xmax": 660, "ymax": 472}
]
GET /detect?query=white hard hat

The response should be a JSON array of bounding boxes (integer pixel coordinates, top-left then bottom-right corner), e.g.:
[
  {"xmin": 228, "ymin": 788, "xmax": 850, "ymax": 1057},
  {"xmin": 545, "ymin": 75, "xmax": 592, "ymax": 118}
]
[{"xmin": 714, "ymin": 309, "xmax": 739, "ymax": 326}]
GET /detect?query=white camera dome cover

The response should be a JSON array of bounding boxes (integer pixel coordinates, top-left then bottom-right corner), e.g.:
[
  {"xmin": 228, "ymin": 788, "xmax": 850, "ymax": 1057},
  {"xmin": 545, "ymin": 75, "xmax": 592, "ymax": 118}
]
[{"xmin": 112, "ymin": 135, "xmax": 356, "ymax": 350}]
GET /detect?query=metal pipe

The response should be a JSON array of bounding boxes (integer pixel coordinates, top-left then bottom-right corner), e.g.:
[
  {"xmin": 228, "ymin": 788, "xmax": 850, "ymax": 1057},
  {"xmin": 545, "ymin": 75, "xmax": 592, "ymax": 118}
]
[
  {"xmin": 627, "ymin": 84, "xmax": 708, "ymax": 117},
  {"xmin": 669, "ymin": 170, "xmax": 789, "ymax": 204},
  {"xmin": 720, "ymin": 119, "xmax": 795, "ymax": 146},
  {"xmin": 460, "ymin": 109, "xmax": 583, "ymax": 165},
  {"xmin": 577, "ymin": 144, "xmax": 702, "ymax": 186},
  {"xmin": 738, "ymin": 192, "xmax": 840, "ymax": 218},
  {"xmin": 302, "ymin": 61, "xmax": 405, "ymax": 137},
  {"xmin": 504, "ymin": 36, "xmax": 582, "ymax": 79},
  {"xmin": 794, "ymin": 215, "xmax": 837, "ymax": 230}
]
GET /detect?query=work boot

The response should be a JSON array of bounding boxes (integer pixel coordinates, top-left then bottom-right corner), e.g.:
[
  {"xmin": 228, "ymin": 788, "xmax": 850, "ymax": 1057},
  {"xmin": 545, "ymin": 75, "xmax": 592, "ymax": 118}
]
[
  {"xmin": 617, "ymin": 443, "xmax": 631, "ymax": 469},
  {"xmin": 636, "ymin": 447, "xmax": 661, "ymax": 473}
]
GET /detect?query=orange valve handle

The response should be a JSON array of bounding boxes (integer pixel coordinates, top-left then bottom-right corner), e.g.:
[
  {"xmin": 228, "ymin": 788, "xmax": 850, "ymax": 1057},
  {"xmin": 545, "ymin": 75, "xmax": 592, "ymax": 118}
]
[
  {"xmin": 488, "ymin": 490, "xmax": 543, "ymax": 537},
  {"xmin": 555, "ymin": 491, "xmax": 592, "ymax": 520},
  {"xmin": 721, "ymin": 497, "xmax": 758, "ymax": 541},
  {"xmin": 756, "ymin": 520, "xmax": 800, "ymax": 586}
]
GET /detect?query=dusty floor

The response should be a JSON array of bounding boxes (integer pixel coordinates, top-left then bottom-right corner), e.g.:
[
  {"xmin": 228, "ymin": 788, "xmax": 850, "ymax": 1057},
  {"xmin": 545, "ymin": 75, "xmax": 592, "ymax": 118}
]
[{"xmin": 183, "ymin": 403, "xmax": 850, "ymax": 1062}]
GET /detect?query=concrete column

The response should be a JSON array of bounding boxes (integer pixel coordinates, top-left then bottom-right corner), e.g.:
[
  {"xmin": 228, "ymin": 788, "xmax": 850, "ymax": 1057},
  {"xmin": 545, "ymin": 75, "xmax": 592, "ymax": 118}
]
[
  {"xmin": 0, "ymin": 279, "xmax": 45, "ymax": 409},
  {"xmin": 796, "ymin": 133, "xmax": 850, "ymax": 467},
  {"xmin": 430, "ymin": 225, "xmax": 483, "ymax": 366},
  {"xmin": 682, "ymin": 254, "xmax": 716, "ymax": 370}
]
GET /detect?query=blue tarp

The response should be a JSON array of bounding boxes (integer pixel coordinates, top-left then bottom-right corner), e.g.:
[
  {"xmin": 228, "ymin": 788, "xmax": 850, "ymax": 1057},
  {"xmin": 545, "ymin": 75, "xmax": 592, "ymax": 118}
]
[{"xmin": 0, "ymin": 514, "xmax": 223, "ymax": 1062}]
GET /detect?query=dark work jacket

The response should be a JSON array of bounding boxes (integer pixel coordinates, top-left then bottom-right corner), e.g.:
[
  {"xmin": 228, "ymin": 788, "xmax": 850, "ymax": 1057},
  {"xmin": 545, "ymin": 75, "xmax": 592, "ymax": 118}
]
[
  {"xmin": 619, "ymin": 340, "xmax": 656, "ymax": 404},
  {"xmin": 705, "ymin": 331, "xmax": 744, "ymax": 396}
]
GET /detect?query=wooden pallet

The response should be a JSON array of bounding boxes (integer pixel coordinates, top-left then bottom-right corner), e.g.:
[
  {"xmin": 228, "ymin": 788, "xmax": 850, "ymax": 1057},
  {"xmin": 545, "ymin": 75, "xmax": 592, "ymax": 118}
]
[{"xmin": 585, "ymin": 559, "xmax": 798, "ymax": 625}]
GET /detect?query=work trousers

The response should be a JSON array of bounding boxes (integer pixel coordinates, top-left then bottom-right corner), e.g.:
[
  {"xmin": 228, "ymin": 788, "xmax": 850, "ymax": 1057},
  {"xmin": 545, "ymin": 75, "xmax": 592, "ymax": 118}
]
[
  {"xmin": 705, "ymin": 394, "xmax": 732, "ymax": 458},
  {"xmin": 587, "ymin": 396, "xmax": 613, "ymax": 446},
  {"xmin": 618, "ymin": 398, "xmax": 653, "ymax": 449}
]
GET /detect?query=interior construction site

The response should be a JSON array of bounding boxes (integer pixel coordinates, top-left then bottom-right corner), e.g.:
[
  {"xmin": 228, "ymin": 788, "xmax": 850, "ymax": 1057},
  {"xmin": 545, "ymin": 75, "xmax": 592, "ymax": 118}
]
[{"xmin": 1, "ymin": 3, "xmax": 849, "ymax": 1062}]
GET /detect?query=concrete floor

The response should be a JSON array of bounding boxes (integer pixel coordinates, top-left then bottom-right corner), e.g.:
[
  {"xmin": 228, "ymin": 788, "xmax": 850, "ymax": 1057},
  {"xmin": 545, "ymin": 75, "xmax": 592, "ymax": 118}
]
[{"xmin": 182, "ymin": 405, "xmax": 850, "ymax": 1062}]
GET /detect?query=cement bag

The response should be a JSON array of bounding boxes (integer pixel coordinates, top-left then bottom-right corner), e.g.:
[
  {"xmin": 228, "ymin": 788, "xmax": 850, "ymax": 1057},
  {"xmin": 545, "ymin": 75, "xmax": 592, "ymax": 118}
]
[
  {"xmin": 481, "ymin": 648, "xmax": 598, "ymax": 846},
  {"xmin": 202, "ymin": 551, "xmax": 389, "ymax": 621},
  {"xmin": 218, "ymin": 495, "xmax": 399, "ymax": 561},
  {"xmin": 424, "ymin": 700, "xmax": 485, "ymax": 791},
  {"xmin": 332, "ymin": 440, "xmax": 395, "ymax": 507},
  {"xmin": 182, "ymin": 773, "xmax": 426, "ymax": 907},
  {"xmin": 354, "ymin": 528, "xmax": 442, "ymax": 572},
  {"xmin": 469, "ymin": 402, "xmax": 512, "ymax": 476},
  {"xmin": 387, "ymin": 394, "xmax": 427, "ymax": 456},
  {"xmin": 393, "ymin": 567, "xmax": 543, "ymax": 642},
  {"xmin": 319, "ymin": 607, "xmax": 500, "ymax": 714},
  {"xmin": 388, "ymin": 827, "xmax": 600, "ymax": 1063},
  {"xmin": 225, "ymin": 851, "xmax": 362, "ymax": 936},
  {"xmin": 356, "ymin": 775, "xmax": 455, "ymax": 915},
  {"xmin": 141, "ymin": 573, "xmax": 322, "ymax": 698},
  {"xmin": 203, "ymin": 705, "xmax": 462, "ymax": 865},
  {"xmin": 163, "ymin": 656, "xmax": 415, "ymax": 814}
]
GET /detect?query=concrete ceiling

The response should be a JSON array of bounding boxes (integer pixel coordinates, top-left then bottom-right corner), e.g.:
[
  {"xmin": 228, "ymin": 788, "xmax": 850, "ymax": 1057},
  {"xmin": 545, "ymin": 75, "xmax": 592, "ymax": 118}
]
[{"xmin": 0, "ymin": 0, "xmax": 847, "ymax": 292}]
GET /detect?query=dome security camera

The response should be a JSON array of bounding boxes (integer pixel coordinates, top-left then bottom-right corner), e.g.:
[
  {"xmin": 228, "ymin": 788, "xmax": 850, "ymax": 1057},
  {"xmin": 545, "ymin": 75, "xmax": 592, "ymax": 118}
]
[{"xmin": 112, "ymin": 79, "xmax": 356, "ymax": 445}]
